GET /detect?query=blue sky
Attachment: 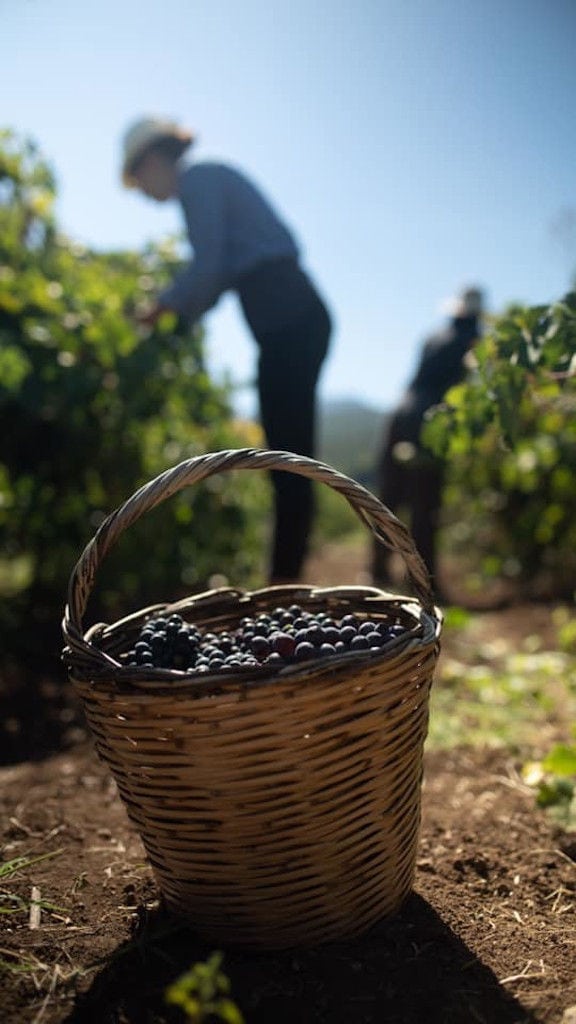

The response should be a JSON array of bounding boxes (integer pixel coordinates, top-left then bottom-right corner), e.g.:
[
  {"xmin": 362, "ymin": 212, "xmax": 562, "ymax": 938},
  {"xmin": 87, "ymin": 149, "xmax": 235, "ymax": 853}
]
[{"xmin": 3, "ymin": 0, "xmax": 576, "ymax": 415}]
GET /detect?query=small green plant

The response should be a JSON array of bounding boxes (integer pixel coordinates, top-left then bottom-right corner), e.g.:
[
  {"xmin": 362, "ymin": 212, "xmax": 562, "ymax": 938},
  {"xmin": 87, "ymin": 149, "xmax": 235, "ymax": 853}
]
[
  {"xmin": 0, "ymin": 849, "xmax": 67, "ymax": 918},
  {"xmin": 523, "ymin": 742, "xmax": 576, "ymax": 828},
  {"xmin": 164, "ymin": 952, "xmax": 244, "ymax": 1024},
  {"xmin": 0, "ymin": 951, "xmax": 49, "ymax": 976},
  {"xmin": 0, "ymin": 849, "xmax": 64, "ymax": 881}
]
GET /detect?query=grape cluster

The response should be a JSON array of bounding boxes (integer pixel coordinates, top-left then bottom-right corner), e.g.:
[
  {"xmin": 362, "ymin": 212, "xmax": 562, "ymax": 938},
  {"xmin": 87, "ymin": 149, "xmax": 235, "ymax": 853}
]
[{"xmin": 122, "ymin": 604, "xmax": 407, "ymax": 675}]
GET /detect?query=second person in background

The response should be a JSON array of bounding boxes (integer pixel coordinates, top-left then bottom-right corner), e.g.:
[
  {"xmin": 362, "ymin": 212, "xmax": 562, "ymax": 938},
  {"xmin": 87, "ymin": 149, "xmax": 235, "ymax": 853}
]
[
  {"xmin": 120, "ymin": 115, "xmax": 332, "ymax": 585},
  {"xmin": 372, "ymin": 286, "xmax": 484, "ymax": 600}
]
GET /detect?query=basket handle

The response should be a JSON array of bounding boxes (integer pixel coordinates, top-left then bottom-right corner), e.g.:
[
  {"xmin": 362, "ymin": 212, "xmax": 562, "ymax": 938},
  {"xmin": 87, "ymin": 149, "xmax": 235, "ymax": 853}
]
[{"xmin": 63, "ymin": 448, "xmax": 435, "ymax": 662}]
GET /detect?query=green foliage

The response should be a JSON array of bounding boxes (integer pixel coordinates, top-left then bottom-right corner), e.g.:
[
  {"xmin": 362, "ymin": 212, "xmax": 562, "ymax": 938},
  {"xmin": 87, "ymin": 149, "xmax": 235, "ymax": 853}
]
[
  {"xmin": 422, "ymin": 294, "xmax": 576, "ymax": 594},
  {"xmin": 541, "ymin": 743, "xmax": 576, "ymax": 776},
  {"xmin": 0, "ymin": 130, "xmax": 267, "ymax": 654},
  {"xmin": 439, "ymin": 605, "xmax": 472, "ymax": 631},
  {"xmin": 429, "ymin": 647, "xmax": 576, "ymax": 751},
  {"xmin": 429, "ymin": 603, "xmax": 576, "ymax": 752},
  {"xmin": 552, "ymin": 606, "xmax": 576, "ymax": 653},
  {"xmin": 523, "ymin": 740, "xmax": 576, "ymax": 828},
  {"xmin": 165, "ymin": 953, "xmax": 244, "ymax": 1024}
]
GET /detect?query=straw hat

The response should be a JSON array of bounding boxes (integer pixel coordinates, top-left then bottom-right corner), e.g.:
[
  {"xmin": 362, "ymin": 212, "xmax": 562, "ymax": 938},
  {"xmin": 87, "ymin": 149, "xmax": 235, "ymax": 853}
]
[{"xmin": 121, "ymin": 116, "xmax": 195, "ymax": 186}]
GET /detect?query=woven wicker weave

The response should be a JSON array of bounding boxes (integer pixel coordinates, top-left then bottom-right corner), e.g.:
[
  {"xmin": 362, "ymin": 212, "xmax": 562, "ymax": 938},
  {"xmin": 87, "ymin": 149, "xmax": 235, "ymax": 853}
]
[{"xmin": 62, "ymin": 448, "xmax": 442, "ymax": 949}]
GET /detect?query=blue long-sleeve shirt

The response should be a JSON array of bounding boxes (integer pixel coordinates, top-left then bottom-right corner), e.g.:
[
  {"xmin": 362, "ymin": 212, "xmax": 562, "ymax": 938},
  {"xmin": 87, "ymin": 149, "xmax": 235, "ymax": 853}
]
[{"xmin": 159, "ymin": 161, "xmax": 322, "ymax": 333}]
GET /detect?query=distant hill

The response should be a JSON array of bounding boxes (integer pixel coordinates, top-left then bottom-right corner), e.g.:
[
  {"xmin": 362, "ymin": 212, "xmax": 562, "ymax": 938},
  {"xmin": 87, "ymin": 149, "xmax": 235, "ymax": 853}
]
[{"xmin": 318, "ymin": 398, "xmax": 389, "ymax": 488}]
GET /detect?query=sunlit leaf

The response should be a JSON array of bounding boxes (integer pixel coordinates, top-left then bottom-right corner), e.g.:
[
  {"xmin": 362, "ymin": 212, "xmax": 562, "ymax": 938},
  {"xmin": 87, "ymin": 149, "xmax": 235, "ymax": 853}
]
[{"xmin": 542, "ymin": 744, "xmax": 576, "ymax": 777}]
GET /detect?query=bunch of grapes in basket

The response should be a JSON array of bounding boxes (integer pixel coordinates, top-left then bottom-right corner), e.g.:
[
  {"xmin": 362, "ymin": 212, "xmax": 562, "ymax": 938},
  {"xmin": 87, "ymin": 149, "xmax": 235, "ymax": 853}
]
[{"xmin": 122, "ymin": 604, "xmax": 408, "ymax": 675}]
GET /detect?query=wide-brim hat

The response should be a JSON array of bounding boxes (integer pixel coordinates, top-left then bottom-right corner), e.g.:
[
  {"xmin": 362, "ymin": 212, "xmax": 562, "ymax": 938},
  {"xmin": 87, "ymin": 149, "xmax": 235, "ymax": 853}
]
[{"xmin": 121, "ymin": 116, "xmax": 195, "ymax": 187}]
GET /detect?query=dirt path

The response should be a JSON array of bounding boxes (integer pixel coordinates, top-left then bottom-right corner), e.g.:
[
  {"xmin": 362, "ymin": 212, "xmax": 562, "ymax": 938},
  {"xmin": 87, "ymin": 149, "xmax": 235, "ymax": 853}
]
[
  {"xmin": 0, "ymin": 744, "xmax": 574, "ymax": 1024},
  {"xmin": 0, "ymin": 539, "xmax": 574, "ymax": 1023}
]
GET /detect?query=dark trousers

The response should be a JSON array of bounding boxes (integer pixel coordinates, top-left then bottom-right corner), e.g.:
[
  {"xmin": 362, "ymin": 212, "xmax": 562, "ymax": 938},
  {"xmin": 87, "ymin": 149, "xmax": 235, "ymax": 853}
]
[
  {"xmin": 372, "ymin": 406, "xmax": 444, "ymax": 587},
  {"xmin": 254, "ymin": 301, "xmax": 331, "ymax": 581}
]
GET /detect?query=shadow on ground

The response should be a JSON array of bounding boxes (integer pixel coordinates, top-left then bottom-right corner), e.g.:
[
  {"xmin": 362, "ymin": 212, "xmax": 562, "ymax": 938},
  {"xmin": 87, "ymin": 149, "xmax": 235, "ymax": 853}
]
[{"xmin": 64, "ymin": 894, "xmax": 539, "ymax": 1024}]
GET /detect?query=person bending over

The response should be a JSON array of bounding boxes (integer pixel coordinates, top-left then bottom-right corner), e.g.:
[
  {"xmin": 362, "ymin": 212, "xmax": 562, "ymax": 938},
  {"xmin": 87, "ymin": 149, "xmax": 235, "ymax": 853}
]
[{"xmin": 120, "ymin": 116, "xmax": 332, "ymax": 584}]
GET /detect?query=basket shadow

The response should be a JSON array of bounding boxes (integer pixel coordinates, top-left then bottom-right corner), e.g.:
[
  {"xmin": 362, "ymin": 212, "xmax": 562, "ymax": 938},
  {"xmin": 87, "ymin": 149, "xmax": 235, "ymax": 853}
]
[{"xmin": 64, "ymin": 892, "xmax": 541, "ymax": 1024}]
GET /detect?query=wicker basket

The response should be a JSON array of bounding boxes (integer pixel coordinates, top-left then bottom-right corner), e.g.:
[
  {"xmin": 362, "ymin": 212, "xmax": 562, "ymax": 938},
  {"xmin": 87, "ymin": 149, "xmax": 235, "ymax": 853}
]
[{"xmin": 62, "ymin": 448, "xmax": 442, "ymax": 949}]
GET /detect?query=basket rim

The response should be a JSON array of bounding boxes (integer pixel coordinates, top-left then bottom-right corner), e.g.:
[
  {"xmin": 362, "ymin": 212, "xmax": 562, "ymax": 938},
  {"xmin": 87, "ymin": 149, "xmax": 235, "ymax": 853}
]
[
  {"xmin": 62, "ymin": 449, "xmax": 438, "ymax": 670},
  {"xmin": 65, "ymin": 583, "xmax": 442, "ymax": 698}
]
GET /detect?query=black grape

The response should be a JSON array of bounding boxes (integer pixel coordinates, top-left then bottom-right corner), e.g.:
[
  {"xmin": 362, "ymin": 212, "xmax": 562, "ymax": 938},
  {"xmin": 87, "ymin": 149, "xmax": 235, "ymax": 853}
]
[{"xmin": 121, "ymin": 605, "xmax": 408, "ymax": 677}]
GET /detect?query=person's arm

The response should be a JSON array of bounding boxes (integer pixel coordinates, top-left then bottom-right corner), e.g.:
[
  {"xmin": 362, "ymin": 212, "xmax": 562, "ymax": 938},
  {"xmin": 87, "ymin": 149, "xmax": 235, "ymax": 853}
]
[{"xmin": 158, "ymin": 166, "xmax": 229, "ymax": 323}]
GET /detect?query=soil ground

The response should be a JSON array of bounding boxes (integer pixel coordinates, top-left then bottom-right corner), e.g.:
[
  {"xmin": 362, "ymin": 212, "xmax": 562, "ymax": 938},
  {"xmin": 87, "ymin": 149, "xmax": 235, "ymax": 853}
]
[{"xmin": 1, "ymin": 541, "xmax": 575, "ymax": 1024}]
